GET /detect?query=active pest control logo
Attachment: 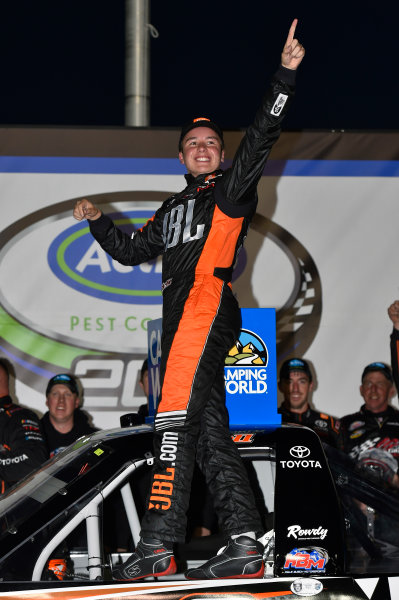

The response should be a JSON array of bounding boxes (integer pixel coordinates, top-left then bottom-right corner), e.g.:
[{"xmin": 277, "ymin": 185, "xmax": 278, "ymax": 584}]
[
  {"xmin": 224, "ymin": 329, "xmax": 268, "ymax": 395},
  {"xmin": 48, "ymin": 209, "xmax": 163, "ymax": 305}
]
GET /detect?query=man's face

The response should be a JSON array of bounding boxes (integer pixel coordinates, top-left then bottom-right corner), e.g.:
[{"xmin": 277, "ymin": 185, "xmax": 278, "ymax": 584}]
[
  {"xmin": 360, "ymin": 371, "xmax": 394, "ymax": 413},
  {"xmin": 140, "ymin": 370, "xmax": 149, "ymax": 400},
  {"xmin": 46, "ymin": 384, "xmax": 79, "ymax": 424},
  {"xmin": 178, "ymin": 127, "xmax": 224, "ymax": 177},
  {"xmin": 0, "ymin": 364, "xmax": 9, "ymax": 396},
  {"xmin": 279, "ymin": 370, "xmax": 313, "ymax": 413}
]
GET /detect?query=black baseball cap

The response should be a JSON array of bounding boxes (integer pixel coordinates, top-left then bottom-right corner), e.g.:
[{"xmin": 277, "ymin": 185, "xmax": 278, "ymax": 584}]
[
  {"xmin": 46, "ymin": 373, "xmax": 79, "ymax": 396},
  {"xmin": 279, "ymin": 358, "xmax": 313, "ymax": 382},
  {"xmin": 178, "ymin": 117, "xmax": 224, "ymax": 151},
  {"xmin": 361, "ymin": 362, "xmax": 393, "ymax": 383}
]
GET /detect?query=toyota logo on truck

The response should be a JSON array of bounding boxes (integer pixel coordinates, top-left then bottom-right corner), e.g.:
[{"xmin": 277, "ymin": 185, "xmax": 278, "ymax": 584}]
[
  {"xmin": 290, "ymin": 446, "xmax": 310, "ymax": 459},
  {"xmin": 280, "ymin": 446, "xmax": 322, "ymax": 469}
]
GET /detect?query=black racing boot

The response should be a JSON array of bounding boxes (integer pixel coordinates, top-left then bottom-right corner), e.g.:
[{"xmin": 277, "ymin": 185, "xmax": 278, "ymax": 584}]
[
  {"xmin": 185, "ymin": 535, "xmax": 264, "ymax": 579},
  {"xmin": 112, "ymin": 538, "xmax": 176, "ymax": 581}
]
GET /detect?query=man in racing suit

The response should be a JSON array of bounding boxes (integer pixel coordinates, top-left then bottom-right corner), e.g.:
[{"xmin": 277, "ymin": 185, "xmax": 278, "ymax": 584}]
[
  {"xmin": 73, "ymin": 20, "xmax": 304, "ymax": 581},
  {"xmin": 278, "ymin": 358, "xmax": 339, "ymax": 446},
  {"xmin": 0, "ymin": 358, "xmax": 47, "ymax": 495}
]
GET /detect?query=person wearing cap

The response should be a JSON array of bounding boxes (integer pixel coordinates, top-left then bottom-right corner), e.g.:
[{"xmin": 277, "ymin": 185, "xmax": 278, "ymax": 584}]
[
  {"xmin": 278, "ymin": 358, "xmax": 339, "ymax": 446},
  {"xmin": 0, "ymin": 358, "xmax": 47, "ymax": 495},
  {"xmin": 337, "ymin": 360, "xmax": 399, "ymax": 550},
  {"xmin": 73, "ymin": 20, "xmax": 304, "ymax": 581},
  {"xmin": 41, "ymin": 373, "xmax": 97, "ymax": 458},
  {"xmin": 337, "ymin": 362, "xmax": 399, "ymax": 488},
  {"xmin": 40, "ymin": 374, "xmax": 99, "ymax": 573}
]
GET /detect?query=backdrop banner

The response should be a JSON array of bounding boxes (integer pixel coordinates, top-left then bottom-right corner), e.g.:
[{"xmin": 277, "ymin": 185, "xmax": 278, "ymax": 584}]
[{"xmin": 0, "ymin": 128, "xmax": 398, "ymax": 429}]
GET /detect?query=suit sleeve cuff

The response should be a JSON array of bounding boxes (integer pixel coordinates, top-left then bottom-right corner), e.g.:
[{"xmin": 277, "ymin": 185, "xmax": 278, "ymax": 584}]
[
  {"xmin": 88, "ymin": 212, "xmax": 113, "ymax": 235},
  {"xmin": 392, "ymin": 327, "xmax": 399, "ymax": 340},
  {"xmin": 274, "ymin": 65, "xmax": 297, "ymax": 86}
]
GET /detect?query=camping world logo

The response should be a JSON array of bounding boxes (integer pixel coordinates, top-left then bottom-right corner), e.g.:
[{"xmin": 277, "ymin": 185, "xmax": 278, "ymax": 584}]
[
  {"xmin": 224, "ymin": 329, "xmax": 268, "ymax": 396},
  {"xmin": 47, "ymin": 210, "xmax": 162, "ymax": 305},
  {"xmin": 225, "ymin": 329, "xmax": 268, "ymax": 366}
]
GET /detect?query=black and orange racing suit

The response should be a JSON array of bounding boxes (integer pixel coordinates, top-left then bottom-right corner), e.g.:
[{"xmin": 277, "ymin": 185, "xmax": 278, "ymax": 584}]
[
  {"xmin": 89, "ymin": 65, "xmax": 296, "ymax": 543},
  {"xmin": 337, "ymin": 404, "xmax": 399, "ymax": 470},
  {"xmin": 280, "ymin": 405, "xmax": 340, "ymax": 447},
  {"xmin": 0, "ymin": 395, "xmax": 47, "ymax": 494}
]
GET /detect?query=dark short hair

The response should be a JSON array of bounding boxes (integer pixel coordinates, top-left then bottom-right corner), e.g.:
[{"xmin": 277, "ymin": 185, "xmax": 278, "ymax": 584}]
[
  {"xmin": 0, "ymin": 358, "xmax": 11, "ymax": 382},
  {"xmin": 279, "ymin": 358, "xmax": 313, "ymax": 382},
  {"xmin": 46, "ymin": 373, "xmax": 79, "ymax": 396},
  {"xmin": 361, "ymin": 362, "xmax": 393, "ymax": 383},
  {"xmin": 140, "ymin": 358, "xmax": 148, "ymax": 383},
  {"xmin": 178, "ymin": 117, "xmax": 224, "ymax": 151}
]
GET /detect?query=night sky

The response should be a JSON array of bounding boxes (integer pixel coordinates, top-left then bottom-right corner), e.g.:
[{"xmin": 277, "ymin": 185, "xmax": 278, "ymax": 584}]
[{"xmin": 0, "ymin": 0, "xmax": 397, "ymax": 131}]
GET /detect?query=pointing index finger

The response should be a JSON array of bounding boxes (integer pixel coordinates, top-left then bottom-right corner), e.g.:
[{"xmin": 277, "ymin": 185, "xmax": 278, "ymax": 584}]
[{"xmin": 285, "ymin": 18, "xmax": 298, "ymax": 46}]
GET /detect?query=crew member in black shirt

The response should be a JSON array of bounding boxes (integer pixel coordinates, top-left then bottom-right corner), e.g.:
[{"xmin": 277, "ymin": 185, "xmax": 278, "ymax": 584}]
[
  {"xmin": 278, "ymin": 358, "xmax": 339, "ymax": 446},
  {"xmin": 337, "ymin": 362, "xmax": 399, "ymax": 487},
  {"xmin": 40, "ymin": 373, "xmax": 97, "ymax": 457},
  {"xmin": 0, "ymin": 358, "xmax": 47, "ymax": 494}
]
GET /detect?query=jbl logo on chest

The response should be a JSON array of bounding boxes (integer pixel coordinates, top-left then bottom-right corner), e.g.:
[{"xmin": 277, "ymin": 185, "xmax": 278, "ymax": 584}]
[{"xmin": 162, "ymin": 199, "xmax": 205, "ymax": 249}]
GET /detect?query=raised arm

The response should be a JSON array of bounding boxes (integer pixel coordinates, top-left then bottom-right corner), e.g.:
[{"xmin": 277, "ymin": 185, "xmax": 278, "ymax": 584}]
[
  {"xmin": 72, "ymin": 198, "xmax": 165, "ymax": 266},
  {"xmin": 388, "ymin": 301, "xmax": 399, "ymax": 331},
  {"xmin": 221, "ymin": 20, "xmax": 305, "ymax": 208},
  {"xmin": 388, "ymin": 300, "xmax": 399, "ymax": 393},
  {"xmin": 281, "ymin": 19, "xmax": 305, "ymax": 71}
]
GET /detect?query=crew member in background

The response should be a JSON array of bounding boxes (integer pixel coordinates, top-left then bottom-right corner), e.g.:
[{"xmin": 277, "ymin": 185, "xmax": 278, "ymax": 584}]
[
  {"xmin": 41, "ymin": 373, "xmax": 97, "ymax": 457},
  {"xmin": 278, "ymin": 357, "xmax": 339, "ymax": 446},
  {"xmin": 135, "ymin": 358, "xmax": 149, "ymax": 424},
  {"xmin": 388, "ymin": 300, "xmax": 399, "ymax": 393},
  {"xmin": 73, "ymin": 20, "xmax": 305, "ymax": 581},
  {"xmin": 40, "ymin": 373, "xmax": 98, "ymax": 578},
  {"xmin": 337, "ymin": 358, "xmax": 399, "ymax": 549},
  {"xmin": 337, "ymin": 362, "xmax": 399, "ymax": 488},
  {"xmin": 0, "ymin": 357, "xmax": 47, "ymax": 495}
]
